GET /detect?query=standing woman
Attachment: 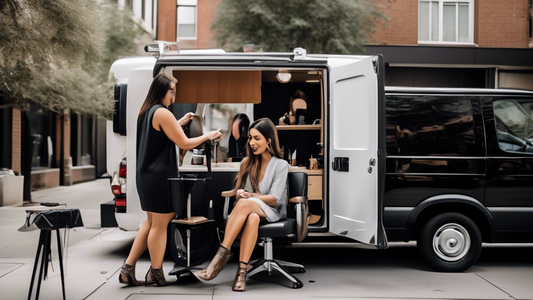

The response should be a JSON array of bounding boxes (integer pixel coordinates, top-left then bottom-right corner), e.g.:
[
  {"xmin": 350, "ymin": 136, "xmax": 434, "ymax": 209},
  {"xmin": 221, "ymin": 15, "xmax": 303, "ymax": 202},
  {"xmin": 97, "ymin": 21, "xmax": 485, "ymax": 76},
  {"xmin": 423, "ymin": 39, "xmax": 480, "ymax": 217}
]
[
  {"xmin": 195, "ymin": 118, "xmax": 289, "ymax": 292},
  {"xmin": 119, "ymin": 73, "xmax": 222, "ymax": 286}
]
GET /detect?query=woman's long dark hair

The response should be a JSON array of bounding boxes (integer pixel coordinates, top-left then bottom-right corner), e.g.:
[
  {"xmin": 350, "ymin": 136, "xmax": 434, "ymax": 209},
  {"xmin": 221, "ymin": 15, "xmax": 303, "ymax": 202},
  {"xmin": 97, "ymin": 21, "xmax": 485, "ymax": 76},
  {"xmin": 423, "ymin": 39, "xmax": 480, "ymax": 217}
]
[
  {"xmin": 228, "ymin": 113, "xmax": 250, "ymax": 158},
  {"xmin": 233, "ymin": 118, "xmax": 282, "ymax": 193},
  {"xmin": 137, "ymin": 73, "xmax": 174, "ymax": 121}
]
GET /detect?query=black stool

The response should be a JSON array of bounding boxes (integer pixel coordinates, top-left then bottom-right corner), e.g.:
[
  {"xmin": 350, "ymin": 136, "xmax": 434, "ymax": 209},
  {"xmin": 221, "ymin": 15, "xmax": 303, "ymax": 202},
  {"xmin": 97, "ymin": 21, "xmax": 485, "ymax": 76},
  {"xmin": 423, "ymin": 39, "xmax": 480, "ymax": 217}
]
[
  {"xmin": 168, "ymin": 176, "xmax": 213, "ymax": 280},
  {"xmin": 26, "ymin": 209, "xmax": 83, "ymax": 300}
]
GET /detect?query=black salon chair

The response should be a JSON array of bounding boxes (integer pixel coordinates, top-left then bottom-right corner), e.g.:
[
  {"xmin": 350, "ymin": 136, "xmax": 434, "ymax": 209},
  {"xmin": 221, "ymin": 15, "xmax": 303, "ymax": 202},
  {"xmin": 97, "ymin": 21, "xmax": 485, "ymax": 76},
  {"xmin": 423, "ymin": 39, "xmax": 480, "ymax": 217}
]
[{"xmin": 220, "ymin": 172, "xmax": 309, "ymax": 288}]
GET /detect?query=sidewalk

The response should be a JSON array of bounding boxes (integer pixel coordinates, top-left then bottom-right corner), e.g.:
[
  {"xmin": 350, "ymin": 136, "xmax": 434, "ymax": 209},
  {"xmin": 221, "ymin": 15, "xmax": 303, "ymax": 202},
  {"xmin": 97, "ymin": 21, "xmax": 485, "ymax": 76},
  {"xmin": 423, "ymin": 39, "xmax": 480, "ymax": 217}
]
[{"xmin": 0, "ymin": 179, "xmax": 532, "ymax": 300}]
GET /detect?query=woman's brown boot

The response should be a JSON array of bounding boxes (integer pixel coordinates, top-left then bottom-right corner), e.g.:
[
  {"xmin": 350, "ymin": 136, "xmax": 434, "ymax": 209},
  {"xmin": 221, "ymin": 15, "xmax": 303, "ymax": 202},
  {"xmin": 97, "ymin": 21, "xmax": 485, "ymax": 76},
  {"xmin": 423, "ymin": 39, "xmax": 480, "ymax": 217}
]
[
  {"xmin": 145, "ymin": 266, "xmax": 168, "ymax": 286},
  {"xmin": 118, "ymin": 263, "xmax": 145, "ymax": 286},
  {"xmin": 194, "ymin": 246, "xmax": 232, "ymax": 281},
  {"xmin": 232, "ymin": 261, "xmax": 249, "ymax": 292}
]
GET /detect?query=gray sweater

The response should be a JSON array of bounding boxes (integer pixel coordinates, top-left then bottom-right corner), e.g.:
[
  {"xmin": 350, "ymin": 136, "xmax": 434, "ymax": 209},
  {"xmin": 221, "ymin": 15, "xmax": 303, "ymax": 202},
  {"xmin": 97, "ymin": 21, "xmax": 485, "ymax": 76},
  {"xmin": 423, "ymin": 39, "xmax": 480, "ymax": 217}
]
[{"xmin": 244, "ymin": 157, "xmax": 289, "ymax": 222}]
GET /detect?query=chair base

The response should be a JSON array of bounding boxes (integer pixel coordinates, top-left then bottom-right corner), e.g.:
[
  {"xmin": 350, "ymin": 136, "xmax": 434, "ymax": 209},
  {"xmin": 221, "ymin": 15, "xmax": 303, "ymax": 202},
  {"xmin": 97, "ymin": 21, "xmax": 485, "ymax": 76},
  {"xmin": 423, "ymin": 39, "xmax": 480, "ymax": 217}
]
[
  {"xmin": 248, "ymin": 259, "xmax": 304, "ymax": 289},
  {"xmin": 168, "ymin": 265, "xmax": 197, "ymax": 282},
  {"xmin": 247, "ymin": 237, "xmax": 304, "ymax": 289}
]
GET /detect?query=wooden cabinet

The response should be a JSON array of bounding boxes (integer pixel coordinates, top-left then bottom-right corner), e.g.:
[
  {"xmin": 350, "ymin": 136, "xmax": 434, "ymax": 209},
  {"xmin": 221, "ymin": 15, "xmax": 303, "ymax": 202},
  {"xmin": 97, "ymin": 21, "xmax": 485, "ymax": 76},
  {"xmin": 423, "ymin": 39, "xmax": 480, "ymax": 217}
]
[{"xmin": 308, "ymin": 174, "xmax": 323, "ymax": 200}]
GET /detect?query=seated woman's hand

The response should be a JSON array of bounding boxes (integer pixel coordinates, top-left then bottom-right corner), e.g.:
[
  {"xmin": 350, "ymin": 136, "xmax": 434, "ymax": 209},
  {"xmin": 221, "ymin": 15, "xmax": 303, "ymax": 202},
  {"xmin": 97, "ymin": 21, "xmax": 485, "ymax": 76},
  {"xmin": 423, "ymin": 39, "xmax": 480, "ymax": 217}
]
[{"xmin": 236, "ymin": 189, "xmax": 252, "ymax": 200}]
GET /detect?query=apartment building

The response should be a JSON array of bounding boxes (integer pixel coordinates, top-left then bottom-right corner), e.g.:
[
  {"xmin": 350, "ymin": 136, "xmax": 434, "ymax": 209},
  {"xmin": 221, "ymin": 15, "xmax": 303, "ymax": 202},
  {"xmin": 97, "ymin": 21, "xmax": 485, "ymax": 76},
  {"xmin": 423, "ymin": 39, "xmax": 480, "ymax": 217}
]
[
  {"xmin": 365, "ymin": 0, "xmax": 533, "ymax": 89},
  {"xmin": 153, "ymin": 0, "xmax": 532, "ymax": 89}
]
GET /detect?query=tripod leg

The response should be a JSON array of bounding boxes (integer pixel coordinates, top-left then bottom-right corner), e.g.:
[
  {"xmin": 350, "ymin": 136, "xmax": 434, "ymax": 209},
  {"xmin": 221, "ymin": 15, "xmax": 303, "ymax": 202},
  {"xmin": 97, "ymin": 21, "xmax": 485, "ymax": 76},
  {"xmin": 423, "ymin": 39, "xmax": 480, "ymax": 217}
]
[
  {"xmin": 56, "ymin": 230, "xmax": 66, "ymax": 300},
  {"xmin": 28, "ymin": 231, "xmax": 45, "ymax": 300},
  {"xmin": 35, "ymin": 231, "xmax": 48, "ymax": 300},
  {"xmin": 43, "ymin": 231, "xmax": 50, "ymax": 280}
]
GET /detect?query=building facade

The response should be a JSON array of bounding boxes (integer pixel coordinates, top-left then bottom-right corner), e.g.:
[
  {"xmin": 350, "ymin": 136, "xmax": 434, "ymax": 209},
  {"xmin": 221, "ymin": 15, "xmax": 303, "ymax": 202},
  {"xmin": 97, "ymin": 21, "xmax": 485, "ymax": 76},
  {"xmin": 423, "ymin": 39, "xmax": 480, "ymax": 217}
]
[
  {"xmin": 0, "ymin": 0, "xmax": 160, "ymax": 201},
  {"xmin": 156, "ymin": 0, "xmax": 222, "ymax": 49},
  {"xmin": 152, "ymin": 0, "xmax": 533, "ymax": 90},
  {"xmin": 365, "ymin": 0, "xmax": 533, "ymax": 90}
]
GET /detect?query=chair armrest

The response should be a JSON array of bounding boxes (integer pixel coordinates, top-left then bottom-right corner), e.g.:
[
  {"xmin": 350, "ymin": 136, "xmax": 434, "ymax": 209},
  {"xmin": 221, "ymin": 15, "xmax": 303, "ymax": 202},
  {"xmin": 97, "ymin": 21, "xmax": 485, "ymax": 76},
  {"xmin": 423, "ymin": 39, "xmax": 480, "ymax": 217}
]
[
  {"xmin": 290, "ymin": 200, "xmax": 309, "ymax": 243},
  {"xmin": 221, "ymin": 190, "xmax": 236, "ymax": 226},
  {"xmin": 289, "ymin": 196, "xmax": 306, "ymax": 203},
  {"xmin": 221, "ymin": 190, "xmax": 236, "ymax": 198}
]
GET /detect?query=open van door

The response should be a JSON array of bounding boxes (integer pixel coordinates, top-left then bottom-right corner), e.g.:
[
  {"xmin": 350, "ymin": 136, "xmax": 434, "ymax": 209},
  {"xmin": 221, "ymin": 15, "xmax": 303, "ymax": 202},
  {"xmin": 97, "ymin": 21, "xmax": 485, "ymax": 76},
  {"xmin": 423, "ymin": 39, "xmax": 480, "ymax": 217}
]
[{"xmin": 328, "ymin": 55, "xmax": 388, "ymax": 249}]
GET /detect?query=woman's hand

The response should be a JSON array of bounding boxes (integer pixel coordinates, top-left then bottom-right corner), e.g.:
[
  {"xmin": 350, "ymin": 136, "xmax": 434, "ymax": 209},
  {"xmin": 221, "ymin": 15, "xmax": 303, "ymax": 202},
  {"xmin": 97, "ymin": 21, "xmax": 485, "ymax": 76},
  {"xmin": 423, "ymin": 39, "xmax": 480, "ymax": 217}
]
[
  {"xmin": 236, "ymin": 189, "xmax": 245, "ymax": 200},
  {"xmin": 178, "ymin": 112, "xmax": 195, "ymax": 126},
  {"xmin": 236, "ymin": 189, "xmax": 252, "ymax": 200},
  {"xmin": 206, "ymin": 130, "xmax": 223, "ymax": 141}
]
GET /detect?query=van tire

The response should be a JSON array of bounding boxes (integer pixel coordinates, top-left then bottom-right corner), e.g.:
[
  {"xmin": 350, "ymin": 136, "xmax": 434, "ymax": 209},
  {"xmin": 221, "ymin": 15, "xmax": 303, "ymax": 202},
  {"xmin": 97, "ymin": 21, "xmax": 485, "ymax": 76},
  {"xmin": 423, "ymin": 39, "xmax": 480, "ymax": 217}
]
[{"xmin": 418, "ymin": 212, "xmax": 482, "ymax": 272}]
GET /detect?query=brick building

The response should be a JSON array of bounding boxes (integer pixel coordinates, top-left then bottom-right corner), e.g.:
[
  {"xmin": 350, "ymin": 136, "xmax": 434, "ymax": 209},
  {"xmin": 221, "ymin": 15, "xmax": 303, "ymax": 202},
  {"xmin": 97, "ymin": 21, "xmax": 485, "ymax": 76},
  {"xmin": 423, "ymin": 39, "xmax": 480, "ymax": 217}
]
[
  {"xmin": 157, "ymin": 0, "xmax": 222, "ymax": 49},
  {"xmin": 153, "ymin": 0, "xmax": 533, "ymax": 90},
  {"xmin": 365, "ymin": 0, "xmax": 533, "ymax": 90}
]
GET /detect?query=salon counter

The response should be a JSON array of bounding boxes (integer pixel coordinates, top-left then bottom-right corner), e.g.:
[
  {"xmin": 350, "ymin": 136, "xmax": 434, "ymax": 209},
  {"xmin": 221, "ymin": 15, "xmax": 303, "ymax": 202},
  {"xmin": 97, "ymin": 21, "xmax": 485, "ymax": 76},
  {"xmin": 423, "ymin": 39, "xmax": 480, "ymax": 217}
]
[{"xmin": 179, "ymin": 163, "xmax": 323, "ymax": 175}]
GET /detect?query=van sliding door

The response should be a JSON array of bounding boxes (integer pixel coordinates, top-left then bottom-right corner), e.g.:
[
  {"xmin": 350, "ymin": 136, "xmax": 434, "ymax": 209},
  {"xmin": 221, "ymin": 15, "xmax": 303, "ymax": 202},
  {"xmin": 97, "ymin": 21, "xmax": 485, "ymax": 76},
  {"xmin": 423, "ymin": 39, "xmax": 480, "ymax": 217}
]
[{"xmin": 328, "ymin": 56, "xmax": 387, "ymax": 248}]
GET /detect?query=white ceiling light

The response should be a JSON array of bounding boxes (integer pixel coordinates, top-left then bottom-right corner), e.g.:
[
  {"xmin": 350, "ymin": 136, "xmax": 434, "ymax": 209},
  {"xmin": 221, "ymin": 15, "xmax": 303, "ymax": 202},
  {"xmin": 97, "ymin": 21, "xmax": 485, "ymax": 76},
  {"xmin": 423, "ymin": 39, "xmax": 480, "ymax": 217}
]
[{"xmin": 276, "ymin": 70, "xmax": 292, "ymax": 83}]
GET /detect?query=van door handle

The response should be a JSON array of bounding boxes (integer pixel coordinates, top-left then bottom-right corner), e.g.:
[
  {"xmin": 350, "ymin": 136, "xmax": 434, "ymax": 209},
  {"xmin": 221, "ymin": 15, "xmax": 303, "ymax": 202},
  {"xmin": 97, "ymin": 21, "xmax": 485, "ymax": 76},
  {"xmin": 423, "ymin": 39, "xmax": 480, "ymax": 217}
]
[{"xmin": 332, "ymin": 157, "xmax": 349, "ymax": 172}]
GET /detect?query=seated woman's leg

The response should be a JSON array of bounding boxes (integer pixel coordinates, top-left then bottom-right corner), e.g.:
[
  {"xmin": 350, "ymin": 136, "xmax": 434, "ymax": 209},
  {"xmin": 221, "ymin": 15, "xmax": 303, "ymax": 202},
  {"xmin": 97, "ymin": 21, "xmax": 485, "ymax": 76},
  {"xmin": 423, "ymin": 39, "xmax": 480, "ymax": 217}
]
[
  {"xmin": 196, "ymin": 199, "xmax": 266, "ymax": 281},
  {"xmin": 239, "ymin": 212, "xmax": 261, "ymax": 263},
  {"xmin": 221, "ymin": 199, "xmax": 266, "ymax": 249},
  {"xmin": 232, "ymin": 212, "xmax": 261, "ymax": 291}
]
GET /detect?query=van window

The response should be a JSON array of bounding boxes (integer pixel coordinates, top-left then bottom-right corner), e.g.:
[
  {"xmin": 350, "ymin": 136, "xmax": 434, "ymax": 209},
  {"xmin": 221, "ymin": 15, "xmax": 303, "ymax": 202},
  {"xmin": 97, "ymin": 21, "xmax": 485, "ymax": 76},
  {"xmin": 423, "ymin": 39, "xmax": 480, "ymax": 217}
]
[
  {"xmin": 493, "ymin": 99, "xmax": 533, "ymax": 154},
  {"xmin": 391, "ymin": 95, "xmax": 480, "ymax": 156}
]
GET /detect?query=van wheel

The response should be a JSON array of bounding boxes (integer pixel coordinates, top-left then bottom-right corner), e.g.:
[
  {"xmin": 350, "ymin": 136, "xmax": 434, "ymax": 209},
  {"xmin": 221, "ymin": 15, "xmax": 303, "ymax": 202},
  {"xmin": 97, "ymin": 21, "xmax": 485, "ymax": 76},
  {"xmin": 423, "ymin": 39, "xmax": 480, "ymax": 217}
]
[{"xmin": 418, "ymin": 213, "xmax": 482, "ymax": 272}]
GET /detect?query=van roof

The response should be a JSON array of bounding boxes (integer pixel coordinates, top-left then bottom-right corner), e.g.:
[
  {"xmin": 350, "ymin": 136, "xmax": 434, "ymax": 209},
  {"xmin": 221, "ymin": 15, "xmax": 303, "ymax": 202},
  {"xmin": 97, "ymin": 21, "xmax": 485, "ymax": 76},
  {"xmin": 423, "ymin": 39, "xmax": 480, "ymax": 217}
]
[{"xmin": 385, "ymin": 86, "xmax": 533, "ymax": 95}]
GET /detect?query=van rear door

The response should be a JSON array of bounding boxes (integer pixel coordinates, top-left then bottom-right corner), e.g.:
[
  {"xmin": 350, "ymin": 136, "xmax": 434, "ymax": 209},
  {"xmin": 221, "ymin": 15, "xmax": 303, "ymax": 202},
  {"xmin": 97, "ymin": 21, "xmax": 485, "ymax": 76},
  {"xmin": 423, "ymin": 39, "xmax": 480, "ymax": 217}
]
[{"xmin": 327, "ymin": 55, "xmax": 387, "ymax": 248}]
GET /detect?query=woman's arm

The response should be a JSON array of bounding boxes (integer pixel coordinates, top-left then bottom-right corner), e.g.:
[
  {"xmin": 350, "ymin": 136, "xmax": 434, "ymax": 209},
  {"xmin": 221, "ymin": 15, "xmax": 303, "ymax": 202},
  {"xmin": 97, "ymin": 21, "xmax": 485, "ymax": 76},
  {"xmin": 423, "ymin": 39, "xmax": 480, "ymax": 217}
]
[
  {"xmin": 240, "ymin": 161, "xmax": 289, "ymax": 207},
  {"xmin": 153, "ymin": 108, "xmax": 222, "ymax": 150},
  {"xmin": 241, "ymin": 191, "xmax": 278, "ymax": 207}
]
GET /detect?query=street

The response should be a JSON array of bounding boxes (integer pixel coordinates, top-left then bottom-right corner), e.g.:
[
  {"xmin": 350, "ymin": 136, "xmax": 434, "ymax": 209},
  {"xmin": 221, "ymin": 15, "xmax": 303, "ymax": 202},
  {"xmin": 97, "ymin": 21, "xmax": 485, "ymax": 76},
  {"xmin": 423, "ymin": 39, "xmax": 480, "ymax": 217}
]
[{"xmin": 0, "ymin": 179, "xmax": 532, "ymax": 300}]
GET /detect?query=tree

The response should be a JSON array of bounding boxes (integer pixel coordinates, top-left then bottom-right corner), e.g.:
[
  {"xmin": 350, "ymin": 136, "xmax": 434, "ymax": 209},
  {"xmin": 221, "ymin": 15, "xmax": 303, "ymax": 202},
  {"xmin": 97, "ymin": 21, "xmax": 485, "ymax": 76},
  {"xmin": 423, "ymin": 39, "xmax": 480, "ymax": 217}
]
[
  {"xmin": 212, "ymin": 0, "xmax": 386, "ymax": 54},
  {"xmin": 0, "ymin": 0, "xmax": 144, "ymax": 119}
]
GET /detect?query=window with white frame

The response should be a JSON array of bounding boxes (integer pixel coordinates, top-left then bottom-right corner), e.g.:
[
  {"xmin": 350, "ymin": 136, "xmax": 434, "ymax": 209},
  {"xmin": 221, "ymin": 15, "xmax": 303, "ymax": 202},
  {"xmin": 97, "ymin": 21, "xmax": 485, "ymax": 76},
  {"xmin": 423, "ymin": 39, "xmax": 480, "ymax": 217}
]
[
  {"xmin": 177, "ymin": 0, "xmax": 197, "ymax": 39},
  {"xmin": 418, "ymin": 0, "xmax": 474, "ymax": 43}
]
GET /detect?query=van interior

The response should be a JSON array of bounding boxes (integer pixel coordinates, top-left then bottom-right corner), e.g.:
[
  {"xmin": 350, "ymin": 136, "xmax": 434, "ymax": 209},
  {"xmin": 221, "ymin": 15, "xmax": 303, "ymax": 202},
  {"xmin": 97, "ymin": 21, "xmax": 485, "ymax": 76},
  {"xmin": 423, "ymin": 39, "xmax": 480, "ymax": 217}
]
[{"xmin": 166, "ymin": 68, "xmax": 327, "ymax": 229}]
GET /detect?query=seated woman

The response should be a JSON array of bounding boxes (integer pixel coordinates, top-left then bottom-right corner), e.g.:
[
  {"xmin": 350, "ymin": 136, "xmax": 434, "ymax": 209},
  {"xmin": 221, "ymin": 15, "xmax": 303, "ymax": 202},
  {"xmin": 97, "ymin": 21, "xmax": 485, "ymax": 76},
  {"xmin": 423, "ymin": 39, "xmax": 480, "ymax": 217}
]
[{"xmin": 195, "ymin": 117, "xmax": 289, "ymax": 292}]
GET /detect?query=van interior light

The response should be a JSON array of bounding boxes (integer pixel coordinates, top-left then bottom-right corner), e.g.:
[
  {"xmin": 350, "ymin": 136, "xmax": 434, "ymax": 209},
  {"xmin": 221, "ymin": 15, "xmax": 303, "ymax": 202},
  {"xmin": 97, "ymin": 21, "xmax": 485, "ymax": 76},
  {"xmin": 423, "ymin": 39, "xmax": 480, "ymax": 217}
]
[{"xmin": 276, "ymin": 70, "xmax": 291, "ymax": 83}]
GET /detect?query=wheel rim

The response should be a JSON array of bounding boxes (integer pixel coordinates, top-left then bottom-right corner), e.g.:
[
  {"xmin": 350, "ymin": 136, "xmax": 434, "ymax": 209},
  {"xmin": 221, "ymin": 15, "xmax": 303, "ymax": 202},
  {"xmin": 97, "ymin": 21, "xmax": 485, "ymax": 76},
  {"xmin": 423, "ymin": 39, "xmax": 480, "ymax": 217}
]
[{"xmin": 432, "ymin": 223, "xmax": 471, "ymax": 262}]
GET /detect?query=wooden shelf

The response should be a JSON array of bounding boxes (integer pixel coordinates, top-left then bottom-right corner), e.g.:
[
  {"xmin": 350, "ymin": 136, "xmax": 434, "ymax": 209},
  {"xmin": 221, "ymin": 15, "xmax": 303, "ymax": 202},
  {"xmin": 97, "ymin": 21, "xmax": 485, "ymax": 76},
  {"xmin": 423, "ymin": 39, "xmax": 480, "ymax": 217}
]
[
  {"xmin": 276, "ymin": 125, "xmax": 321, "ymax": 131},
  {"xmin": 288, "ymin": 168, "xmax": 323, "ymax": 175}
]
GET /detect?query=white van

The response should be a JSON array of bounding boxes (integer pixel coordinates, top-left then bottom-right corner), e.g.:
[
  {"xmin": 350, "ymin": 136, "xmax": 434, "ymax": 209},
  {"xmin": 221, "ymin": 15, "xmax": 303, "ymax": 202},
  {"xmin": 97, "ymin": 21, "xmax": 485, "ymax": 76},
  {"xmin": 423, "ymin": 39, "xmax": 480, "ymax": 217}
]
[{"xmin": 106, "ymin": 42, "xmax": 388, "ymax": 256}]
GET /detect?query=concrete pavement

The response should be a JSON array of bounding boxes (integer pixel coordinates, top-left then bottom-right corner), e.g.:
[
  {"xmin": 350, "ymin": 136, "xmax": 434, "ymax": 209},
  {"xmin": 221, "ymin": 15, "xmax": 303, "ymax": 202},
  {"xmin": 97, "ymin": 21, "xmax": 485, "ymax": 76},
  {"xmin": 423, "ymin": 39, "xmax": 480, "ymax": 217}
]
[{"xmin": 0, "ymin": 179, "xmax": 532, "ymax": 300}]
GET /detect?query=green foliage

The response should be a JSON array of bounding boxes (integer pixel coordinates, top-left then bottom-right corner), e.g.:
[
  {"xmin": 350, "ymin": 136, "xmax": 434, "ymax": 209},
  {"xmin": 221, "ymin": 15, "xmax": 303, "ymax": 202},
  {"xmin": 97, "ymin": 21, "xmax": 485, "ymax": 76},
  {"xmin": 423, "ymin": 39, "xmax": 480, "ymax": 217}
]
[
  {"xmin": 99, "ymin": 3, "xmax": 145, "ymax": 82},
  {"xmin": 212, "ymin": 0, "xmax": 386, "ymax": 54},
  {"xmin": 0, "ymin": 0, "xmax": 145, "ymax": 119}
]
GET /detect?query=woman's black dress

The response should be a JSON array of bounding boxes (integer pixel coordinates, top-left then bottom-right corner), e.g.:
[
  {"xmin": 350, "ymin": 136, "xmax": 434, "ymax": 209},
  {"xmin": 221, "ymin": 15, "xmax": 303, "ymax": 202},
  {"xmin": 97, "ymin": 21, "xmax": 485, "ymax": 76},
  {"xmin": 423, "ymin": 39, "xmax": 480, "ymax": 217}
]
[{"xmin": 136, "ymin": 104, "xmax": 178, "ymax": 213}]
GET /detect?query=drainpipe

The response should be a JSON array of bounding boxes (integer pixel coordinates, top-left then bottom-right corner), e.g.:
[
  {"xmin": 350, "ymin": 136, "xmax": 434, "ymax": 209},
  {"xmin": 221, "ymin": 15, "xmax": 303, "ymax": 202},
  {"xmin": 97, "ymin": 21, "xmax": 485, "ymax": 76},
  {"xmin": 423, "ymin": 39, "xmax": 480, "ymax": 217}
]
[{"xmin": 495, "ymin": 68, "xmax": 499, "ymax": 89}]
